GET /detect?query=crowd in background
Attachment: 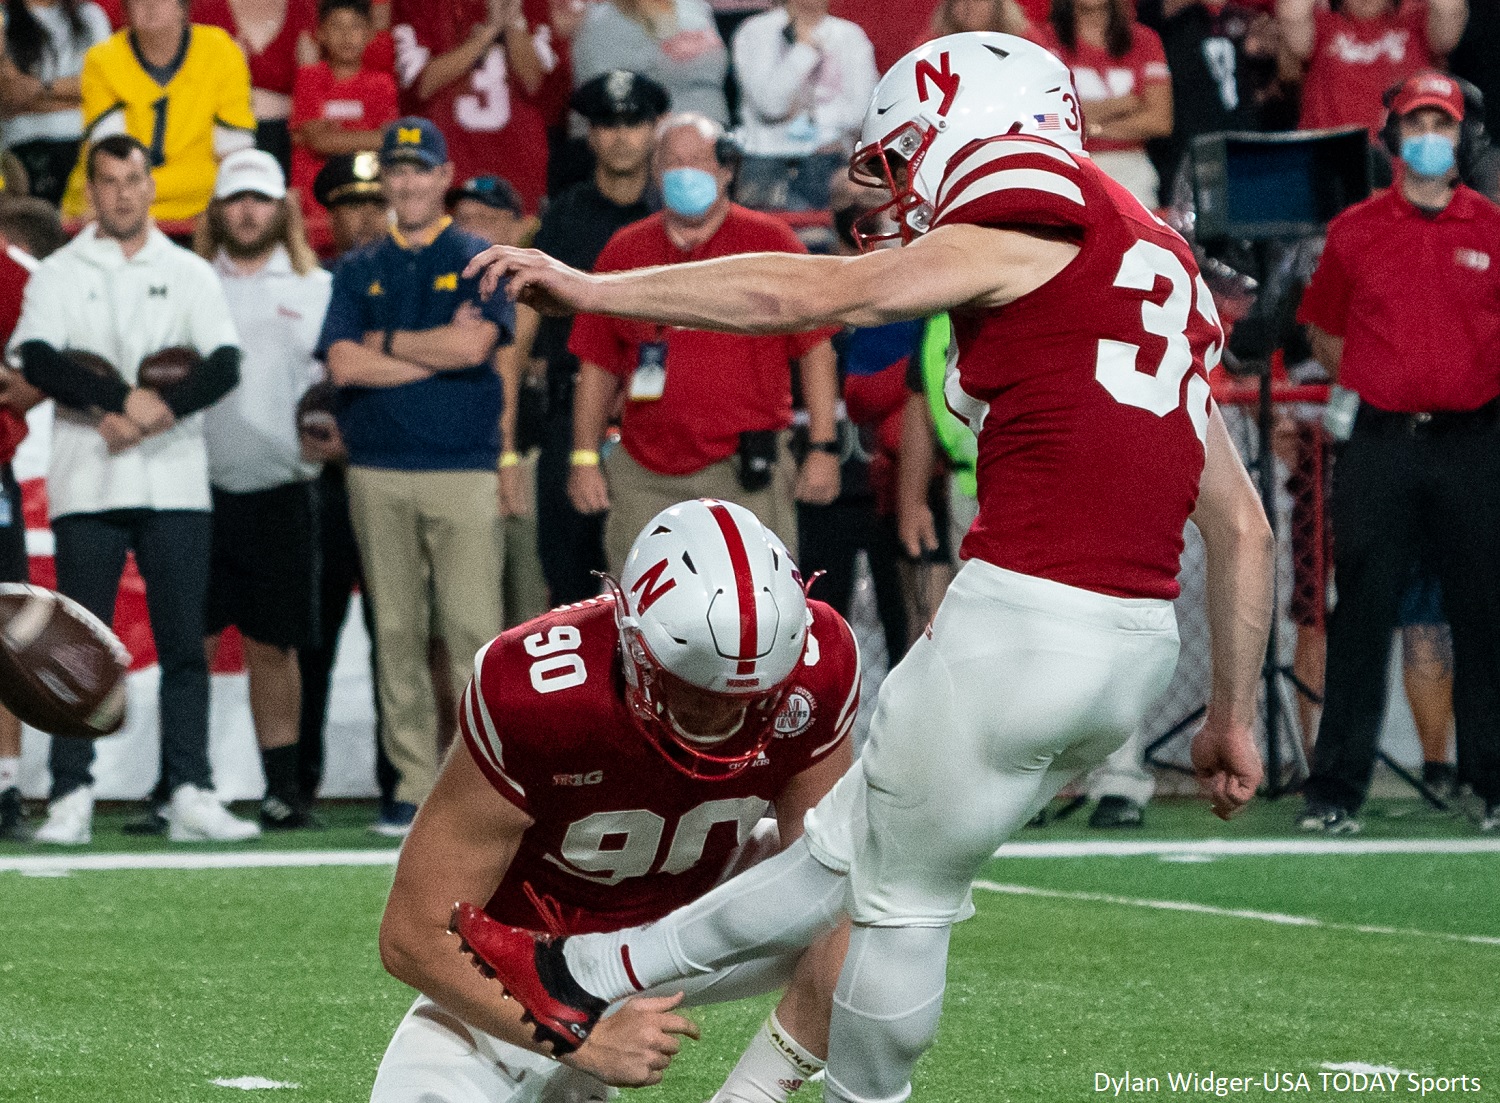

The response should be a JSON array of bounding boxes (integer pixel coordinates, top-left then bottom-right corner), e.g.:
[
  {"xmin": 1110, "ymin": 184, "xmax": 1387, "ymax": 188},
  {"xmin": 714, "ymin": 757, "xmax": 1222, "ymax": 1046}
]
[{"xmin": 0, "ymin": 0, "xmax": 1495, "ymax": 844}]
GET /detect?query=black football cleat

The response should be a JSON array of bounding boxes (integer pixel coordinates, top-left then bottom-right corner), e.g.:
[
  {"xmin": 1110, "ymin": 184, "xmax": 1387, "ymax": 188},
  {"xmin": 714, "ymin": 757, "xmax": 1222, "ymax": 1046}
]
[
  {"xmin": 450, "ymin": 902, "xmax": 606, "ymax": 1055},
  {"xmin": 0, "ymin": 786, "xmax": 31, "ymax": 841}
]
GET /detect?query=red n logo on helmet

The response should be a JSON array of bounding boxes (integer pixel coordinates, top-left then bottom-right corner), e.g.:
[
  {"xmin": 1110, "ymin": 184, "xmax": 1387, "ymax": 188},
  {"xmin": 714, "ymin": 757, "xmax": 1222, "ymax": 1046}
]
[
  {"xmin": 631, "ymin": 558, "xmax": 677, "ymax": 615},
  {"xmin": 915, "ymin": 52, "xmax": 960, "ymax": 117}
]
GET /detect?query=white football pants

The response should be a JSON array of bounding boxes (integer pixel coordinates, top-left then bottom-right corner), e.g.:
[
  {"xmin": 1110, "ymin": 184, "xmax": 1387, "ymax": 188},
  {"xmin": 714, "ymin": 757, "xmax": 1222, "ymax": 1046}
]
[{"xmin": 806, "ymin": 558, "xmax": 1180, "ymax": 927}]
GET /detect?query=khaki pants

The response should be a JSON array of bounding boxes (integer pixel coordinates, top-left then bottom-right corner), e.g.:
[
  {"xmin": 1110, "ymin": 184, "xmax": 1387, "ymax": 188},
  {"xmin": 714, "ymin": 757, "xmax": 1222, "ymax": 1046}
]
[
  {"xmin": 347, "ymin": 466, "xmax": 504, "ymax": 806},
  {"xmin": 503, "ymin": 450, "xmax": 551, "ymax": 629},
  {"xmin": 602, "ymin": 438, "xmax": 799, "ymax": 576}
]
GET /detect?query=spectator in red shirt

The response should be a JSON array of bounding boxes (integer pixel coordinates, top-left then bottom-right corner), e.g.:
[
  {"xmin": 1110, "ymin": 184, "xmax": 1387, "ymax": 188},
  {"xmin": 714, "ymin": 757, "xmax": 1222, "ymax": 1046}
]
[
  {"xmin": 0, "ymin": 195, "xmax": 62, "ymax": 841},
  {"xmin": 1294, "ymin": 71, "xmax": 1500, "ymax": 835},
  {"xmin": 390, "ymin": 0, "xmax": 570, "ymax": 212},
  {"xmin": 192, "ymin": 0, "xmax": 321, "ymax": 174},
  {"xmin": 567, "ymin": 112, "xmax": 842, "ymax": 570},
  {"xmin": 1278, "ymin": 0, "xmax": 1467, "ymax": 134},
  {"xmin": 1033, "ymin": 0, "xmax": 1175, "ymax": 207},
  {"xmin": 290, "ymin": 0, "xmax": 398, "ymax": 209}
]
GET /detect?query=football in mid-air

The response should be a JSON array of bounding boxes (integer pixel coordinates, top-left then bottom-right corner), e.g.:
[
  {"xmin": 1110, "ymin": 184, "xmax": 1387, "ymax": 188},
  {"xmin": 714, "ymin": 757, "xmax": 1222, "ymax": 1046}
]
[
  {"xmin": 137, "ymin": 345, "xmax": 202, "ymax": 392},
  {"xmin": 0, "ymin": 584, "xmax": 129, "ymax": 738}
]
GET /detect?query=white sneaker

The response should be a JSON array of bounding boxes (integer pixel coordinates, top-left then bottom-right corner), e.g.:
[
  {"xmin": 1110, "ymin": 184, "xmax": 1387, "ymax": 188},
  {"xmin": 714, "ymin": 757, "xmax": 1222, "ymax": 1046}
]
[
  {"xmin": 34, "ymin": 786, "xmax": 94, "ymax": 845},
  {"xmin": 167, "ymin": 784, "xmax": 261, "ymax": 842}
]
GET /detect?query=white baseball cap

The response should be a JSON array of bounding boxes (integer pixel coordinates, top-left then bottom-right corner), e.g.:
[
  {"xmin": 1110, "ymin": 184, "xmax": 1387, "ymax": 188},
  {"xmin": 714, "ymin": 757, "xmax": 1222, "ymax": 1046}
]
[{"xmin": 214, "ymin": 148, "xmax": 287, "ymax": 200}]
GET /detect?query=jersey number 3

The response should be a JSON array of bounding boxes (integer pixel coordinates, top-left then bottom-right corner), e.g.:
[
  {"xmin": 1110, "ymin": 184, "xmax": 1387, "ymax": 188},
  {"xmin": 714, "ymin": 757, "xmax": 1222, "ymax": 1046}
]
[{"xmin": 1095, "ymin": 239, "xmax": 1222, "ymax": 444}]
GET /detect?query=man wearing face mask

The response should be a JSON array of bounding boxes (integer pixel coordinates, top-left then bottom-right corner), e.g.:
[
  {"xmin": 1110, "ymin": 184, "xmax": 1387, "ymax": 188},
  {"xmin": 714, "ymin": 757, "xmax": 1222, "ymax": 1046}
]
[
  {"xmin": 566, "ymin": 111, "xmax": 841, "ymax": 572},
  {"xmin": 1296, "ymin": 71, "xmax": 1500, "ymax": 835}
]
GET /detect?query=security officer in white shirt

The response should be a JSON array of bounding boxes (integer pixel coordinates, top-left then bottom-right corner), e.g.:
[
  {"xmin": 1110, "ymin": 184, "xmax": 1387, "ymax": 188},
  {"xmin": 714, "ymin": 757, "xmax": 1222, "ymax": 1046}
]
[
  {"xmin": 197, "ymin": 149, "xmax": 333, "ymax": 831},
  {"xmin": 9, "ymin": 134, "xmax": 257, "ymax": 845}
]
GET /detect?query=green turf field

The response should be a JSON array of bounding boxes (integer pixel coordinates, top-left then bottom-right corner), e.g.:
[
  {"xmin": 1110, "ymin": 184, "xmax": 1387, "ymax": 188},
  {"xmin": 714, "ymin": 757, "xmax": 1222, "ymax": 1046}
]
[{"xmin": 2, "ymin": 799, "xmax": 1496, "ymax": 1102}]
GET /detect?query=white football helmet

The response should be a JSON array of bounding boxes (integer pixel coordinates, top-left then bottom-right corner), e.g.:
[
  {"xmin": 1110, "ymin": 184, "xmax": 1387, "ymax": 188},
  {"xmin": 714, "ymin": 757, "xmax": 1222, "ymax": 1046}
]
[
  {"xmin": 850, "ymin": 32, "xmax": 1083, "ymax": 247},
  {"xmin": 610, "ymin": 499, "xmax": 809, "ymax": 780}
]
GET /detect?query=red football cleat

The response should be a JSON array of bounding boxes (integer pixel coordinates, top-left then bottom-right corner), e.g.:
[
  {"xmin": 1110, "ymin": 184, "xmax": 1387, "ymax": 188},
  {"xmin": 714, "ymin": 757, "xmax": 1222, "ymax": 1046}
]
[{"xmin": 450, "ymin": 902, "xmax": 607, "ymax": 1054}]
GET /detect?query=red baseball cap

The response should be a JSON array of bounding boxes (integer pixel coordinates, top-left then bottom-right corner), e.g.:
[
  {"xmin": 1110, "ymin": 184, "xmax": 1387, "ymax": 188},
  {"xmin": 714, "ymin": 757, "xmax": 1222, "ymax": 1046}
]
[{"xmin": 1391, "ymin": 71, "xmax": 1465, "ymax": 121}]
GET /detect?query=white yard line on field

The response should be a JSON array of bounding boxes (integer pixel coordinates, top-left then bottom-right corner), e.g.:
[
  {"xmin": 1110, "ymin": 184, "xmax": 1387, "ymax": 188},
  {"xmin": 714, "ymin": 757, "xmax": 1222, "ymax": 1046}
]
[
  {"xmin": 5, "ymin": 835, "xmax": 1500, "ymax": 875},
  {"xmin": 994, "ymin": 837, "xmax": 1500, "ymax": 858},
  {"xmin": 972, "ymin": 880, "xmax": 1500, "ymax": 946},
  {"xmin": 0, "ymin": 849, "xmax": 400, "ymax": 873}
]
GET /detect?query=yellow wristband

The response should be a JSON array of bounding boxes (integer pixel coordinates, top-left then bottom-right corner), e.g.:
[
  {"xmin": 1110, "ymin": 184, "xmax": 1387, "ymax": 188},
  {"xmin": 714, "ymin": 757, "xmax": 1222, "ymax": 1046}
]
[
  {"xmin": 499, "ymin": 452, "xmax": 521, "ymax": 468},
  {"xmin": 571, "ymin": 449, "xmax": 601, "ymax": 467}
]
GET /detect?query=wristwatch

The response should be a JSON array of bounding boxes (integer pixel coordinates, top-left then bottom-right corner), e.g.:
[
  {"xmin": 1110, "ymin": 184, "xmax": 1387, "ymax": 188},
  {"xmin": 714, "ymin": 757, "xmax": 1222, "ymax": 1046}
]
[{"xmin": 381, "ymin": 329, "xmax": 395, "ymax": 356}]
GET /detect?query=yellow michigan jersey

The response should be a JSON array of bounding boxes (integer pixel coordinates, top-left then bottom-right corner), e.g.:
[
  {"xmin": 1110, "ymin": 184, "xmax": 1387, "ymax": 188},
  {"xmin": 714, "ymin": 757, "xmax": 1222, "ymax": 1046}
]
[{"xmin": 62, "ymin": 25, "xmax": 255, "ymax": 222}]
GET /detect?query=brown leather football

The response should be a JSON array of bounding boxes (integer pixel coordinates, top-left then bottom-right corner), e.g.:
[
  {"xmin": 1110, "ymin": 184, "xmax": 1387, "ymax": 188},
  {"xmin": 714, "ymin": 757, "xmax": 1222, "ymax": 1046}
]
[
  {"xmin": 137, "ymin": 345, "xmax": 202, "ymax": 391},
  {"xmin": 296, "ymin": 381, "xmax": 339, "ymax": 442},
  {"xmin": 0, "ymin": 584, "xmax": 129, "ymax": 739},
  {"xmin": 64, "ymin": 349, "xmax": 124, "ymax": 382}
]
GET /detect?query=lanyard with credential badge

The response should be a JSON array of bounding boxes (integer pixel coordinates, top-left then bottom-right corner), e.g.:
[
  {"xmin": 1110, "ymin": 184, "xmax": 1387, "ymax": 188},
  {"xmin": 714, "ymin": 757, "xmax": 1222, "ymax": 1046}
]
[{"xmin": 628, "ymin": 324, "xmax": 668, "ymax": 401}]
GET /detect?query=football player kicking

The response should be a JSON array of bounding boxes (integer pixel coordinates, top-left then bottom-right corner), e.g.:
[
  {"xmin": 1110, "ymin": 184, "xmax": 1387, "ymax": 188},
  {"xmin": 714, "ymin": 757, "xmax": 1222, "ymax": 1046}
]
[
  {"xmin": 457, "ymin": 31, "xmax": 1277, "ymax": 1103},
  {"xmin": 373, "ymin": 498, "xmax": 861, "ymax": 1101}
]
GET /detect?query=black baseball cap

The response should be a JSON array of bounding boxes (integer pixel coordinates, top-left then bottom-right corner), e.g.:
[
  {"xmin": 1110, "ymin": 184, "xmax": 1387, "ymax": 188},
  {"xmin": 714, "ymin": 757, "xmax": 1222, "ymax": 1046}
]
[
  {"xmin": 313, "ymin": 151, "xmax": 384, "ymax": 208},
  {"xmin": 571, "ymin": 70, "xmax": 670, "ymax": 127},
  {"xmin": 446, "ymin": 175, "xmax": 524, "ymax": 215},
  {"xmin": 381, "ymin": 117, "xmax": 449, "ymax": 168}
]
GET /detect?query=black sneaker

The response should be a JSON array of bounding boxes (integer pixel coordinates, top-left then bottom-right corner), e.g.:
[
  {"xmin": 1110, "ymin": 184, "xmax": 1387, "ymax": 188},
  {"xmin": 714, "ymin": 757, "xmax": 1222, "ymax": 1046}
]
[
  {"xmin": 1090, "ymin": 795, "xmax": 1145, "ymax": 829},
  {"xmin": 1297, "ymin": 801, "xmax": 1361, "ymax": 835},
  {"xmin": 122, "ymin": 805, "xmax": 169, "ymax": 836},
  {"xmin": 0, "ymin": 786, "xmax": 31, "ymax": 841},
  {"xmin": 1422, "ymin": 761, "xmax": 1459, "ymax": 799},
  {"xmin": 259, "ymin": 796, "xmax": 325, "ymax": 832},
  {"xmin": 1481, "ymin": 804, "xmax": 1499, "ymax": 833}
]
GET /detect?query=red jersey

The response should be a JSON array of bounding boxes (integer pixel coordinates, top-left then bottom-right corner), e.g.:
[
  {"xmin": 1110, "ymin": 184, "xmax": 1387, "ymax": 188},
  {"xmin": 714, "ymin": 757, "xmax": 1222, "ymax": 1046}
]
[
  {"xmin": 1298, "ymin": 4, "xmax": 1435, "ymax": 133},
  {"xmin": 569, "ymin": 206, "xmax": 838, "ymax": 476},
  {"xmin": 0, "ymin": 247, "xmax": 31, "ymax": 464},
  {"xmin": 460, "ymin": 596, "xmax": 859, "ymax": 935},
  {"xmin": 390, "ymin": 0, "xmax": 570, "ymax": 211},
  {"xmin": 1297, "ymin": 184, "xmax": 1500, "ymax": 413},
  {"xmin": 933, "ymin": 135, "xmax": 1224, "ymax": 600},
  {"xmin": 290, "ymin": 62, "xmax": 399, "ymax": 199},
  {"xmin": 1030, "ymin": 25, "xmax": 1172, "ymax": 155}
]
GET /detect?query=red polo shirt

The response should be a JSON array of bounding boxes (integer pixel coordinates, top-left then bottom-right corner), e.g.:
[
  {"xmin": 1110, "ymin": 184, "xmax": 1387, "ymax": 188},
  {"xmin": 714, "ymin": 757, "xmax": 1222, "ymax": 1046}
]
[
  {"xmin": 570, "ymin": 206, "xmax": 837, "ymax": 477},
  {"xmin": 1298, "ymin": 184, "xmax": 1500, "ymax": 413}
]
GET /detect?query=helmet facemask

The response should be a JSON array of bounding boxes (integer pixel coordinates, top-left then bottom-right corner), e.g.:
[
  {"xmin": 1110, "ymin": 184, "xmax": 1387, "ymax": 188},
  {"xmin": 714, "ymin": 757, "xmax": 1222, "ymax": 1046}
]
[
  {"xmin": 848, "ymin": 120, "xmax": 942, "ymax": 251},
  {"xmin": 606, "ymin": 574, "xmax": 794, "ymax": 781}
]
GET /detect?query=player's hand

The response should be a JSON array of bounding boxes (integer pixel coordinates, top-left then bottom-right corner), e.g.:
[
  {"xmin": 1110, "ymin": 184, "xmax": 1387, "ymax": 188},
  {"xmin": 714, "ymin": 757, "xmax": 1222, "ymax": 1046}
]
[
  {"xmin": 560, "ymin": 992, "xmax": 700, "ymax": 1087},
  {"xmin": 98, "ymin": 412, "xmax": 144, "ymax": 454},
  {"xmin": 462, "ymin": 246, "xmax": 600, "ymax": 316},
  {"xmin": 1190, "ymin": 715, "xmax": 1263, "ymax": 820},
  {"xmin": 568, "ymin": 463, "xmax": 610, "ymax": 515},
  {"xmin": 898, "ymin": 503, "xmax": 939, "ymax": 560},
  {"xmin": 498, "ymin": 460, "xmax": 531, "ymax": 517},
  {"xmin": 299, "ymin": 420, "xmax": 348, "ymax": 464},
  {"xmin": 0, "ymin": 366, "xmax": 44, "ymax": 414},
  {"xmin": 794, "ymin": 450, "xmax": 840, "ymax": 505},
  {"xmin": 124, "ymin": 387, "xmax": 175, "ymax": 435}
]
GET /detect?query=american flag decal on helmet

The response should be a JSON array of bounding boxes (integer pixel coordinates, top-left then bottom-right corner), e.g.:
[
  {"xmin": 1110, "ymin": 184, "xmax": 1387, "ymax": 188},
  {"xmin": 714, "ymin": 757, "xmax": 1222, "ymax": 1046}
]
[{"xmin": 1033, "ymin": 113, "xmax": 1060, "ymax": 130}]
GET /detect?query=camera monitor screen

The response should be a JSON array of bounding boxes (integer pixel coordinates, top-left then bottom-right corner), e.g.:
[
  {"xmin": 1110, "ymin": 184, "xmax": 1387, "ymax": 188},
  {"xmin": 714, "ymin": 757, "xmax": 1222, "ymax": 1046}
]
[{"xmin": 1191, "ymin": 128, "xmax": 1372, "ymax": 241}]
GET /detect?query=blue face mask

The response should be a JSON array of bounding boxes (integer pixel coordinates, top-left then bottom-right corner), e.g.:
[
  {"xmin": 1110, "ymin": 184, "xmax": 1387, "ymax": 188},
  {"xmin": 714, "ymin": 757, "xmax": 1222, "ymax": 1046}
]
[
  {"xmin": 662, "ymin": 167, "xmax": 719, "ymax": 218},
  {"xmin": 1401, "ymin": 132, "xmax": 1457, "ymax": 178}
]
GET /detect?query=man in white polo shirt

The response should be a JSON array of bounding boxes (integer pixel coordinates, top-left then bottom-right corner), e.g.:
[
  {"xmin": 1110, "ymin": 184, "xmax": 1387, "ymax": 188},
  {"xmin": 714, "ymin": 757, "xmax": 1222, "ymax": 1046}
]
[
  {"xmin": 197, "ymin": 149, "xmax": 333, "ymax": 832},
  {"xmin": 10, "ymin": 133, "xmax": 258, "ymax": 845}
]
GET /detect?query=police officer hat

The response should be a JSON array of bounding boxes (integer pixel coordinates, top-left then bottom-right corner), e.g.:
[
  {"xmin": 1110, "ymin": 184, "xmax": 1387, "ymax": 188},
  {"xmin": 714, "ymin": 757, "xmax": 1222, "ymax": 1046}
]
[
  {"xmin": 314, "ymin": 151, "xmax": 384, "ymax": 209},
  {"xmin": 571, "ymin": 70, "xmax": 670, "ymax": 127}
]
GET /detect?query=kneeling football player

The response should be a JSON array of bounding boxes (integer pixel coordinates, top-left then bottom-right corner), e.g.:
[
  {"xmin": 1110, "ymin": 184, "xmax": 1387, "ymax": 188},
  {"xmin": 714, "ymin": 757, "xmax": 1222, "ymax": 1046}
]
[{"xmin": 373, "ymin": 499, "xmax": 860, "ymax": 1101}]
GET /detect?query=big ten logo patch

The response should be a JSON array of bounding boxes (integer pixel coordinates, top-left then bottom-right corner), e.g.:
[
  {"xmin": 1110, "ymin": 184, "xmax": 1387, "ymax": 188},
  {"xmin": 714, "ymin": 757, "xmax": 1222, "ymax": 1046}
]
[
  {"xmin": 774, "ymin": 690, "xmax": 815, "ymax": 737},
  {"xmin": 553, "ymin": 770, "xmax": 603, "ymax": 787}
]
